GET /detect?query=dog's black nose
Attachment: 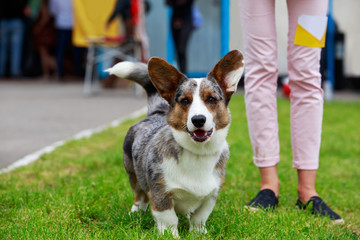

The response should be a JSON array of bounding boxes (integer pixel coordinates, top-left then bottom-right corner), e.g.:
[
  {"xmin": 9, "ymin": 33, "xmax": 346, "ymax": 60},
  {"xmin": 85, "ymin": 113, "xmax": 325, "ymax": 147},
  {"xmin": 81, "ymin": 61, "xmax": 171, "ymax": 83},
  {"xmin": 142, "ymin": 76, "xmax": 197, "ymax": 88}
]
[{"xmin": 191, "ymin": 115, "xmax": 206, "ymax": 128}]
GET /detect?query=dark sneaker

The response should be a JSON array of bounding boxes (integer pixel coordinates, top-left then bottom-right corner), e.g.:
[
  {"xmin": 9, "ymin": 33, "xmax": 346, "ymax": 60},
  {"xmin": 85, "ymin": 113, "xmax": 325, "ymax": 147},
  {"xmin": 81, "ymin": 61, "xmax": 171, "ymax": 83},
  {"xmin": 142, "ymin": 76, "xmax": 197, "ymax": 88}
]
[
  {"xmin": 296, "ymin": 196, "xmax": 344, "ymax": 224},
  {"xmin": 246, "ymin": 189, "xmax": 279, "ymax": 211}
]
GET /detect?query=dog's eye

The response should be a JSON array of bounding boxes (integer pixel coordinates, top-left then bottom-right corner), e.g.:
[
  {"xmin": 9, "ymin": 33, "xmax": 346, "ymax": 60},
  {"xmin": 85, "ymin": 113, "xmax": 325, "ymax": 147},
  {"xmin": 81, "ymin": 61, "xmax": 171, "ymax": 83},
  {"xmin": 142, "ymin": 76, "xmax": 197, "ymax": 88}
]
[
  {"xmin": 180, "ymin": 98, "xmax": 190, "ymax": 107},
  {"xmin": 207, "ymin": 96, "xmax": 217, "ymax": 104}
]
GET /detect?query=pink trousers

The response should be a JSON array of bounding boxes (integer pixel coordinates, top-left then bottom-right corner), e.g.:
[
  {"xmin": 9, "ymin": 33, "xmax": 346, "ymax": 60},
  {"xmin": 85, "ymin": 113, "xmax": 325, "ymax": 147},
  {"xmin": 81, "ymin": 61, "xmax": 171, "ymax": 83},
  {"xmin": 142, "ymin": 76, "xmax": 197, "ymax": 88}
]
[{"xmin": 239, "ymin": 0, "xmax": 328, "ymax": 170}]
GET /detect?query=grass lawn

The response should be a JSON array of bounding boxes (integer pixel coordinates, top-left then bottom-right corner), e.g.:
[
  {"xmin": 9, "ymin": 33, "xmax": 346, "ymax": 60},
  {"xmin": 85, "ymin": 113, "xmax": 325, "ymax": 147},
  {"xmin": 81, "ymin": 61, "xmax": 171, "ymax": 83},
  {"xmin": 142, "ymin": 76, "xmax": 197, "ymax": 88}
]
[{"xmin": 1, "ymin": 94, "xmax": 359, "ymax": 239}]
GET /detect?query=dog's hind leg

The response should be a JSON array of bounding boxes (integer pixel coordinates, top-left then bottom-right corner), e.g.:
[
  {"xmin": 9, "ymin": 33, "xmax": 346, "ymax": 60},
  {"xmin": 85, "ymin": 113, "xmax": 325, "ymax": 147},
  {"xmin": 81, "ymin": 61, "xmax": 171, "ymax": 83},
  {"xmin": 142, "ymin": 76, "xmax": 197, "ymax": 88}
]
[
  {"xmin": 124, "ymin": 153, "xmax": 149, "ymax": 213},
  {"xmin": 130, "ymin": 177, "xmax": 149, "ymax": 212}
]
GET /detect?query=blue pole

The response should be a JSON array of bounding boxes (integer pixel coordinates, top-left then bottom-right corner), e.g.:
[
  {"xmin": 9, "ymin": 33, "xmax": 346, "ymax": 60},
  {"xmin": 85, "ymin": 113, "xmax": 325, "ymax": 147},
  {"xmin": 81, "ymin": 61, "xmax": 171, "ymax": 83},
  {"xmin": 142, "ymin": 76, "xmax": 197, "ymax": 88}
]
[
  {"xmin": 325, "ymin": 0, "xmax": 335, "ymax": 101},
  {"xmin": 220, "ymin": 0, "xmax": 230, "ymax": 57},
  {"xmin": 166, "ymin": 7, "xmax": 175, "ymax": 65}
]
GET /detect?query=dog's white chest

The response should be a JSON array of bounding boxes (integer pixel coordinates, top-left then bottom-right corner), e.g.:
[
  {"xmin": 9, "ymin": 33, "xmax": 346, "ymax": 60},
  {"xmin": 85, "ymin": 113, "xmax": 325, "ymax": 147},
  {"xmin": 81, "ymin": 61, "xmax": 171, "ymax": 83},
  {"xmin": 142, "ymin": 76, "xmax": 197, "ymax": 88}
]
[{"xmin": 162, "ymin": 150, "xmax": 221, "ymax": 215}]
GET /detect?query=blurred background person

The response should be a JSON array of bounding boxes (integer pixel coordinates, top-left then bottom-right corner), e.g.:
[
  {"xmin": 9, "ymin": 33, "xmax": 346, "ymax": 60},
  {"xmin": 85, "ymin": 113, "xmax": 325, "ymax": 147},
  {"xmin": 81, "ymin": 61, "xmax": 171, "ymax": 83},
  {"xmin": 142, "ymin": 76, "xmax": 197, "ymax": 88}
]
[
  {"xmin": 106, "ymin": 0, "xmax": 151, "ymax": 60},
  {"xmin": 50, "ymin": 0, "xmax": 83, "ymax": 79},
  {"xmin": 49, "ymin": 0, "xmax": 72, "ymax": 79},
  {"xmin": 102, "ymin": 0, "xmax": 150, "ymax": 88},
  {"xmin": 166, "ymin": 0, "xmax": 195, "ymax": 74},
  {"xmin": 33, "ymin": 0, "xmax": 56, "ymax": 79},
  {"xmin": 106, "ymin": 0, "xmax": 134, "ymax": 39},
  {"xmin": 0, "ymin": 0, "xmax": 30, "ymax": 78}
]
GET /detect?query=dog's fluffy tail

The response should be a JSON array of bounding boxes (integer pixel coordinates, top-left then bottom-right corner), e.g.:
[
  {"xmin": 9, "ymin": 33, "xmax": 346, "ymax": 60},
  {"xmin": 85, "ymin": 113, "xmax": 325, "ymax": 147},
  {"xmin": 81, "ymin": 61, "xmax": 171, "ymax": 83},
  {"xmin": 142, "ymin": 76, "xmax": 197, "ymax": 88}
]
[
  {"xmin": 105, "ymin": 61, "xmax": 168, "ymax": 115},
  {"xmin": 105, "ymin": 62, "xmax": 158, "ymax": 97}
]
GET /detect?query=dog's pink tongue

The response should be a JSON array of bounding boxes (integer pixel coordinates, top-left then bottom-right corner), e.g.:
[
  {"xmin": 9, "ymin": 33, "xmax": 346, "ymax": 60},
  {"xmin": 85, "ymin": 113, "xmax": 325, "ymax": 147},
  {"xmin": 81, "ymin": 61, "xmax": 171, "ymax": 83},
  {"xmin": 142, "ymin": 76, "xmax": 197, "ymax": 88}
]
[{"xmin": 194, "ymin": 130, "xmax": 206, "ymax": 137}]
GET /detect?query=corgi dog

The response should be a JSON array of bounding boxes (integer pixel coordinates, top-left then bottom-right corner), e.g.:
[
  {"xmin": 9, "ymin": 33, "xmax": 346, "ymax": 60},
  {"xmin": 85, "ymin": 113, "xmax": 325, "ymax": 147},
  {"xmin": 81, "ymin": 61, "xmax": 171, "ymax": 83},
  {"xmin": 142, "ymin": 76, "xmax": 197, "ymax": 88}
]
[{"xmin": 105, "ymin": 50, "xmax": 244, "ymax": 237}]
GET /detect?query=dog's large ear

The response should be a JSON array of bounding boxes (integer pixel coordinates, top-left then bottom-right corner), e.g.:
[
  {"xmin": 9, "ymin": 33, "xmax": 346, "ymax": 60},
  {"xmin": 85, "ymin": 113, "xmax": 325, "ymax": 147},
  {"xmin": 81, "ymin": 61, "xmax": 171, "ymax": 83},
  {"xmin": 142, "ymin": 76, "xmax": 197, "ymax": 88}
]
[
  {"xmin": 208, "ymin": 50, "xmax": 244, "ymax": 103},
  {"xmin": 148, "ymin": 57, "xmax": 187, "ymax": 104}
]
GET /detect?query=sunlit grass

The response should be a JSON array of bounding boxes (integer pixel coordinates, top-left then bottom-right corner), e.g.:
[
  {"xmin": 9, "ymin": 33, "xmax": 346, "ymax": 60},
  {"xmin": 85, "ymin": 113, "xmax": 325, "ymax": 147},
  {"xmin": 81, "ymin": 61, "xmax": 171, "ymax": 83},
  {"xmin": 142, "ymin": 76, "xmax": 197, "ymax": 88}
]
[{"xmin": 0, "ymin": 95, "xmax": 359, "ymax": 239}]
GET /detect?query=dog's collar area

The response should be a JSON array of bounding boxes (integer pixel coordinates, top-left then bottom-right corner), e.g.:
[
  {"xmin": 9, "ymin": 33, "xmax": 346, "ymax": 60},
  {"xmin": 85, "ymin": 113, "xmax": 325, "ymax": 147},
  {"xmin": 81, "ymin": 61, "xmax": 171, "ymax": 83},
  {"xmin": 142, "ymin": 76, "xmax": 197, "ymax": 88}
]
[{"xmin": 187, "ymin": 128, "xmax": 213, "ymax": 142}]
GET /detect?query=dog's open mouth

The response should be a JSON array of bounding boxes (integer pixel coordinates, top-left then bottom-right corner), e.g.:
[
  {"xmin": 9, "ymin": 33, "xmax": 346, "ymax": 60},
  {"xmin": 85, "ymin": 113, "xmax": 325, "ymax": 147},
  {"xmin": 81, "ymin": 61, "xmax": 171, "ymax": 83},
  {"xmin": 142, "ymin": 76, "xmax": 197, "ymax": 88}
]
[{"xmin": 187, "ymin": 128, "xmax": 213, "ymax": 142}]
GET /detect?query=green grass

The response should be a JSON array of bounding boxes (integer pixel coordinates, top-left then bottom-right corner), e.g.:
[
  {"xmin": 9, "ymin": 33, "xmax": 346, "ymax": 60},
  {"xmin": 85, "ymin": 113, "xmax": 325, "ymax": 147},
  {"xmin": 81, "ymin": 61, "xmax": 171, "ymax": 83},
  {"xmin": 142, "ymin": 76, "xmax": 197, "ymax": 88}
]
[{"xmin": 1, "ymin": 95, "xmax": 359, "ymax": 239}]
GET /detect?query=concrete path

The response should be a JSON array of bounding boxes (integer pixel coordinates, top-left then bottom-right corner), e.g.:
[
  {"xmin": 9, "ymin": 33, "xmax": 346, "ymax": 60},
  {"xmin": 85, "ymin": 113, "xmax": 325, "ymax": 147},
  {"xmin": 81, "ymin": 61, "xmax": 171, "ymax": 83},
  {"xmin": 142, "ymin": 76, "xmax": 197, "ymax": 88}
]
[
  {"xmin": 0, "ymin": 80, "xmax": 146, "ymax": 170},
  {"xmin": 1, "ymin": 79, "xmax": 359, "ymax": 172}
]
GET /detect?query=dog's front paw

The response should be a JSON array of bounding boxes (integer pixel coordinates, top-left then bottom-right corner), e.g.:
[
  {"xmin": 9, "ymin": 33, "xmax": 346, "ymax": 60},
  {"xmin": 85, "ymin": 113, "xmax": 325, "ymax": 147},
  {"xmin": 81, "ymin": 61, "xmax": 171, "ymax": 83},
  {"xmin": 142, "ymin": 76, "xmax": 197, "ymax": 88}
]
[
  {"xmin": 190, "ymin": 224, "xmax": 208, "ymax": 234},
  {"xmin": 158, "ymin": 226, "xmax": 180, "ymax": 239},
  {"xmin": 152, "ymin": 208, "xmax": 179, "ymax": 238}
]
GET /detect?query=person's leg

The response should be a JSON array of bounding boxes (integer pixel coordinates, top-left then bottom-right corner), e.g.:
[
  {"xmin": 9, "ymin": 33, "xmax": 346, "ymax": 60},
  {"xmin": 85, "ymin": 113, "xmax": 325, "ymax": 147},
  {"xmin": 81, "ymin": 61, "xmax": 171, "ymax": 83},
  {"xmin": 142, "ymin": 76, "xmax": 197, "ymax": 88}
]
[
  {"xmin": 39, "ymin": 46, "xmax": 50, "ymax": 78},
  {"xmin": 73, "ymin": 46, "xmax": 85, "ymax": 77},
  {"xmin": 56, "ymin": 29, "xmax": 66, "ymax": 78},
  {"xmin": 171, "ymin": 19, "xmax": 182, "ymax": 72},
  {"xmin": 176, "ymin": 19, "xmax": 193, "ymax": 74},
  {"xmin": 287, "ymin": 0, "xmax": 343, "ymax": 222},
  {"xmin": 176, "ymin": 36, "xmax": 187, "ymax": 74},
  {"xmin": 239, "ymin": 0, "xmax": 280, "ymax": 197},
  {"xmin": 9, "ymin": 19, "xmax": 25, "ymax": 77},
  {"xmin": 0, "ymin": 20, "xmax": 9, "ymax": 77},
  {"xmin": 172, "ymin": 29, "xmax": 186, "ymax": 73},
  {"xmin": 297, "ymin": 168, "xmax": 342, "ymax": 222},
  {"xmin": 286, "ymin": 0, "xmax": 327, "ymax": 201},
  {"xmin": 171, "ymin": 17, "xmax": 193, "ymax": 74},
  {"xmin": 297, "ymin": 170, "xmax": 318, "ymax": 203},
  {"xmin": 259, "ymin": 166, "xmax": 280, "ymax": 197}
]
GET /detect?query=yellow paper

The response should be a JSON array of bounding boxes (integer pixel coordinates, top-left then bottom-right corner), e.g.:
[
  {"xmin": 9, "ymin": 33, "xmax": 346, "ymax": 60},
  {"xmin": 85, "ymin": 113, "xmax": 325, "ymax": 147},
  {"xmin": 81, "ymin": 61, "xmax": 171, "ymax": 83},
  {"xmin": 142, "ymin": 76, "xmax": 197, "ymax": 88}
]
[
  {"xmin": 294, "ymin": 15, "xmax": 328, "ymax": 48},
  {"xmin": 73, "ymin": 0, "xmax": 120, "ymax": 47}
]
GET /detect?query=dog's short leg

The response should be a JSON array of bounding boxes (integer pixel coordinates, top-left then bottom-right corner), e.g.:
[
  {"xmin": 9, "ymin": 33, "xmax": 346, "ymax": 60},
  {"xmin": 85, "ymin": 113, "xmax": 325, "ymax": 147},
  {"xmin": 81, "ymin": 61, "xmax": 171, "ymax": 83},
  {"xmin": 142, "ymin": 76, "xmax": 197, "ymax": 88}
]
[
  {"xmin": 123, "ymin": 152, "xmax": 149, "ymax": 213},
  {"xmin": 189, "ymin": 196, "xmax": 217, "ymax": 234},
  {"xmin": 152, "ymin": 208, "xmax": 179, "ymax": 238}
]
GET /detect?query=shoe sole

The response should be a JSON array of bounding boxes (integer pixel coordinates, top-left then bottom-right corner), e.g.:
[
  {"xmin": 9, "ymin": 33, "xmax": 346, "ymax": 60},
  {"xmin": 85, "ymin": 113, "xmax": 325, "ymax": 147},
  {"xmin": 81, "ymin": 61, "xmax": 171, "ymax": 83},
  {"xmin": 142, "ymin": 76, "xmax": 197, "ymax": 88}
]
[
  {"xmin": 332, "ymin": 218, "xmax": 345, "ymax": 225},
  {"xmin": 244, "ymin": 205, "xmax": 259, "ymax": 212}
]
